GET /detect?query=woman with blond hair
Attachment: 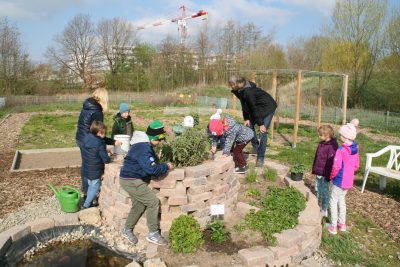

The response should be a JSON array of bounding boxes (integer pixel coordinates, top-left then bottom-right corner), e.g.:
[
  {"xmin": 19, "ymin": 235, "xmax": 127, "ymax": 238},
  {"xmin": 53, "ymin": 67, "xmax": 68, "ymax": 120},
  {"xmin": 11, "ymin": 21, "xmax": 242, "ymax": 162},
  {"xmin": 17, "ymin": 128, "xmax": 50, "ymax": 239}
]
[{"xmin": 76, "ymin": 88, "xmax": 121, "ymax": 204}]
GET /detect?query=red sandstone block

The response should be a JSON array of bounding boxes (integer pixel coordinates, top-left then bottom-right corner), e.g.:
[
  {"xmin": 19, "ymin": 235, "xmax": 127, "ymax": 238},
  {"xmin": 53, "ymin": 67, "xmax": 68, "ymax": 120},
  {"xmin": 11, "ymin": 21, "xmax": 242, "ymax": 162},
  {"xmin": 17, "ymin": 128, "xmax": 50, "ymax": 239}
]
[
  {"xmin": 298, "ymin": 235, "xmax": 321, "ymax": 251},
  {"xmin": 188, "ymin": 192, "xmax": 212, "ymax": 203},
  {"xmin": 236, "ymin": 202, "xmax": 260, "ymax": 219},
  {"xmin": 161, "ymin": 204, "xmax": 169, "ymax": 213},
  {"xmin": 180, "ymin": 202, "xmax": 206, "ymax": 213},
  {"xmin": 54, "ymin": 213, "xmax": 79, "ymax": 227},
  {"xmin": 168, "ymin": 196, "xmax": 188, "ymax": 205},
  {"xmin": 267, "ymin": 256, "xmax": 292, "ymax": 267},
  {"xmin": 0, "ymin": 224, "xmax": 31, "ymax": 242},
  {"xmin": 296, "ymin": 224, "xmax": 321, "ymax": 237},
  {"xmin": 238, "ymin": 246, "xmax": 275, "ymax": 267},
  {"xmin": 205, "ymin": 161, "xmax": 232, "ymax": 174},
  {"xmin": 160, "ymin": 221, "xmax": 172, "ymax": 232},
  {"xmin": 30, "ymin": 218, "xmax": 55, "ymax": 233},
  {"xmin": 298, "ymin": 202, "xmax": 320, "ymax": 226},
  {"xmin": 265, "ymin": 161, "xmax": 290, "ymax": 176},
  {"xmin": 274, "ymin": 229, "xmax": 304, "ymax": 248},
  {"xmin": 118, "ymin": 202, "xmax": 132, "ymax": 213},
  {"xmin": 192, "ymin": 207, "xmax": 210, "ymax": 218},
  {"xmin": 269, "ymin": 245, "xmax": 299, "ymax": 260},
  {"xmin": 109, "ymin": 206, "xmax": 129, "ymax": 219},
  {"xmin": 212, "ymin": 184, "xmax": 229, "ymax": 196},
  {"xmin": 185, "ymin": 165, "xmax": 212, "ymax": 178},
  {"xmin": 187, "ymin": 185, "xmax": 206, "ymax": 195},
  {"xmin": 207, "ymin": 172, "xmax": 225, "ymax": 183},
  {"xmin": 204, "ymin": 181, "xmax": 221, "ymax": 192},
  {"xmin": 195, "ymin": 216, "xmax": 211, "ymax": 228},
  {"xmin": 150, "ymin": 179, "xmax": 176, "ymax": 189},
  {"xmin": 207, "ymin": 194, "xmax": 226, "ymax": 205},
  {"xmin": 183, "ymin": 177, "xmax": 207, "ymax": 187},
  {"xmin": 161, "ymin": 212, "xmax": 184, "ymax": 223},
  {"xmin": 112, "ymin": 191, "xmax": 131, "ymax": 204},
  {"xmin": 164, "ymin": 169, "xmax": 185, "ymax": 181},
  {"xmin": 100, "ymin": 185, "xmax": 112, "ymax": 196}
]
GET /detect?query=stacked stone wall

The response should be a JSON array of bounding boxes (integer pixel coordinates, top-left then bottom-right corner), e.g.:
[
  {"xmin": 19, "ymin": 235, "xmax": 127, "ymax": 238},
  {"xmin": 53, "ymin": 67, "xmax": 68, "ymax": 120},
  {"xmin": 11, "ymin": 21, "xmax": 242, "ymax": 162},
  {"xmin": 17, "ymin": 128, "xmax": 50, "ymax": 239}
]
[{"xmin": 99, "ymin": 155, "xmax": 239, "ymax": 237}]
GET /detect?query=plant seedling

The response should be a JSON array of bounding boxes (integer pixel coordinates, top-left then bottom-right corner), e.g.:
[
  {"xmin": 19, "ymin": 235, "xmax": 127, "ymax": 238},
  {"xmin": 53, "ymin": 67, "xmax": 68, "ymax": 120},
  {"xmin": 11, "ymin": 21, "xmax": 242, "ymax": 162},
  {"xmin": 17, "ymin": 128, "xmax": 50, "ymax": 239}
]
[
  {"xmin": 263, "ymin": 167, "xmax": 277, "ymax": 181},
  {"xmin": 290, "ymin": 163, "xmax": 306, "ymax": 174},
  {"xmin": 208, "ymin": 219, "xmax": 230, "ymax": 243}
]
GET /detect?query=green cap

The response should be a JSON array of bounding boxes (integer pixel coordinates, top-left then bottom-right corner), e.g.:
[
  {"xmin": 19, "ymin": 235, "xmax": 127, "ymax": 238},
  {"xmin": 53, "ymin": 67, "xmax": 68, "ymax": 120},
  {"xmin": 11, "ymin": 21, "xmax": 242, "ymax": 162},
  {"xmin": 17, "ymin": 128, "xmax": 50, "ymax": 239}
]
[{"xmin": 146, "ymin": 120, "xmax": 166, "ymax": 140}]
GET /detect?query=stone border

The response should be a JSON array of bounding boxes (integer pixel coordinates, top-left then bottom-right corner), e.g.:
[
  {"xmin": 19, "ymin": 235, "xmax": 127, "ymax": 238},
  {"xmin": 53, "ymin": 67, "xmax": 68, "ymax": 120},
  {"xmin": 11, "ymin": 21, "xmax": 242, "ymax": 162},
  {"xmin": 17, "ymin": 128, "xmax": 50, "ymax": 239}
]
[{"xmin": 237, "ymin": 161, "xmax": 322, "ymax": 267}]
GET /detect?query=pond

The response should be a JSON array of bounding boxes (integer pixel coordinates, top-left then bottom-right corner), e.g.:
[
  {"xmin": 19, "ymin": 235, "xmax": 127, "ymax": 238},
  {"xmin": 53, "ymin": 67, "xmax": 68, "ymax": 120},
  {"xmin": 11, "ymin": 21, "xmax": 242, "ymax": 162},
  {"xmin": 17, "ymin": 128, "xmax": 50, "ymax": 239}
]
[{"xmin": 17, "ymin": 239, "xmax": 132, "ymax": 267}]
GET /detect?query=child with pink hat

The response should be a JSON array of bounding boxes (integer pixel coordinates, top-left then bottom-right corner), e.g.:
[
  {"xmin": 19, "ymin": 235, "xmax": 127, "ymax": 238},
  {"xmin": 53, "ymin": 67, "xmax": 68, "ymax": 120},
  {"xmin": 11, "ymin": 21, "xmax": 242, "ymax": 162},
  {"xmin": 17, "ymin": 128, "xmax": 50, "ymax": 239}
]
[{"xmin": 328, "ymin": 119, "xmax": 360, "ymax": 235}]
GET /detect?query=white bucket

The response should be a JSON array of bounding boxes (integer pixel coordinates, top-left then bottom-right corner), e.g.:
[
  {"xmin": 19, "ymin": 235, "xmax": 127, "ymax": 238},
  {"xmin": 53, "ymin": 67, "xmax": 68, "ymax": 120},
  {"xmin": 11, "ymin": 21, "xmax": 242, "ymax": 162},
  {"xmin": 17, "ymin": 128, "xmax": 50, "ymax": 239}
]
[{"xmin": 113, "ymin": 134, "xmax": 131, "ymax": 154}]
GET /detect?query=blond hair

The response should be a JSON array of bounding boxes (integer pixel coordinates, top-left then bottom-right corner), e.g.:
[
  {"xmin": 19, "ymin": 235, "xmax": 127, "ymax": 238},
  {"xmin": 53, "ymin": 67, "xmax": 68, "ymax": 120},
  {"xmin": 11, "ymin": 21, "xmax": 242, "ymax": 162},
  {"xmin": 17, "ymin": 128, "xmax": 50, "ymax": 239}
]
[
  {"xmin": 318, "ymin": 125, "xmax": 334, "ymax": 138},
  {"xmin": 92, "ymin": 88, "xmax": 109, "ymax": 112}
]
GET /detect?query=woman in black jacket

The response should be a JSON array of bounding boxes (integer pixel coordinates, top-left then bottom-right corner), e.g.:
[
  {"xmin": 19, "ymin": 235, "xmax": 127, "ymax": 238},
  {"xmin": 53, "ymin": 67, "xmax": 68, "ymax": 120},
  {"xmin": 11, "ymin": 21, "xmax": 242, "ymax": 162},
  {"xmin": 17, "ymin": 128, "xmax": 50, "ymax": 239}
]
[{"xmin": 75, "ymin": 88, "xmax": 120, "ymax": 198}]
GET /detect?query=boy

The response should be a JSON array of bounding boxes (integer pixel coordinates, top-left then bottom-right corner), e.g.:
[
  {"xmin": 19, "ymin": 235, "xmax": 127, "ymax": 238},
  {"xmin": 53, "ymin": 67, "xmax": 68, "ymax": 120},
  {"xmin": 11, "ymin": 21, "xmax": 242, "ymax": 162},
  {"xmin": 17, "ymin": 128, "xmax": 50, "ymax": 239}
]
[
  {"xmin": 112, "ymin": 103, "xmax": 134, "ymax": 139},
  {"xmin": 210, "ymin": 115, "xmax": 254, "ymax": 173},
  {"xmin": 120, "ymin": 120, "xmax": 173, "ymax": 245},
  {"xmin": 80, "ymin": 121, "xmax": 111, "ymax": 209}
]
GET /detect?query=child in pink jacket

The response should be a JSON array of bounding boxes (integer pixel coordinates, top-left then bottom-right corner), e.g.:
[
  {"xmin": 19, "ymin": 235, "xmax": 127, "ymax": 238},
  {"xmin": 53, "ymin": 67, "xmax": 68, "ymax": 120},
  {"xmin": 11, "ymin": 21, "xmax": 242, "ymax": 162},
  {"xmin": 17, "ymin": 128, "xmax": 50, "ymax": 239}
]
[{"xmin": 328, "ymin": 119, "xmax": 360, "ymax": 235}]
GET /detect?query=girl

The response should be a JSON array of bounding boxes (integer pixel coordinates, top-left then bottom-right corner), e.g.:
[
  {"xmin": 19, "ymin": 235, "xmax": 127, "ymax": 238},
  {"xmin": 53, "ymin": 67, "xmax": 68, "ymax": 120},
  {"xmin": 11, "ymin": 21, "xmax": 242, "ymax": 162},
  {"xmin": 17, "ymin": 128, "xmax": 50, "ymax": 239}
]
[
  {"xmin": 312, "ymin": 125, "xmax": 338, "ymax": 218},
  {"xmin": 328, "ymin": 119, "xmax": 360, "ymax": 234}
]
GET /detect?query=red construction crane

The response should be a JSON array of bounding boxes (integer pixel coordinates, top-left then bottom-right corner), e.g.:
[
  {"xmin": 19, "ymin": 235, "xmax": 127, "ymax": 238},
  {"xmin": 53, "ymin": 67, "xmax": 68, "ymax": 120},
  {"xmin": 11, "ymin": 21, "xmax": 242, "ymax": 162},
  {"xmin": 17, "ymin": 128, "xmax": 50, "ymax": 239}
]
[{"xmin": 136, "ymin": 5, "xmax": 208, "ymax": 44}]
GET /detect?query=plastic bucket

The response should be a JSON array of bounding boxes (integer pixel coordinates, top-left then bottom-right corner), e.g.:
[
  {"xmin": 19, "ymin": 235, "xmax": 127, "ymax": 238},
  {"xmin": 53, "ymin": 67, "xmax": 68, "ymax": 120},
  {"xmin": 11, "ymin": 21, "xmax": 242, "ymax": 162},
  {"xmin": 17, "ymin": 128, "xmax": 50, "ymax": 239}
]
[{"xmin": 114, "ymin": 134, "xmax": 131, "ymax": 154}]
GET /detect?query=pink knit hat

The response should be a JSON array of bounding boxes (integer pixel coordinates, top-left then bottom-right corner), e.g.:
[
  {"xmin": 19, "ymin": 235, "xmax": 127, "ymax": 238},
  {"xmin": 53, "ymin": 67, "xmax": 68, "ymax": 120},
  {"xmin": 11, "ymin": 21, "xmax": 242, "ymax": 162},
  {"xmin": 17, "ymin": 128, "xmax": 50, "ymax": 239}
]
[{"xmin": 339, "ymin": 118, "xmax": 359, "ymax": 140}]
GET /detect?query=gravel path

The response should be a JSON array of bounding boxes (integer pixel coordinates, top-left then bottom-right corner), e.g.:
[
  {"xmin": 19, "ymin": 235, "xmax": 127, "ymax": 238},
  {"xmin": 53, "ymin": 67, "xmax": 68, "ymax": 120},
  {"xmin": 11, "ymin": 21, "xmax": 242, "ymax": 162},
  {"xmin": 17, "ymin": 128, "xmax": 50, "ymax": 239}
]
[{"xmin": 0, "ymin": 196, "xmax": 63, "ymax": 232}]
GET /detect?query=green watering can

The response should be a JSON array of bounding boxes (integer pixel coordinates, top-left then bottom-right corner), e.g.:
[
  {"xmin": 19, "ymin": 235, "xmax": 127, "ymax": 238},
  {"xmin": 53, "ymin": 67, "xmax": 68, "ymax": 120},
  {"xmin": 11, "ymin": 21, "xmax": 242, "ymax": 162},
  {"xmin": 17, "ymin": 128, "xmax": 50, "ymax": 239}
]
[{"xmin": 48, "ymin": 184, "xmax": 81, "ymax": 213}]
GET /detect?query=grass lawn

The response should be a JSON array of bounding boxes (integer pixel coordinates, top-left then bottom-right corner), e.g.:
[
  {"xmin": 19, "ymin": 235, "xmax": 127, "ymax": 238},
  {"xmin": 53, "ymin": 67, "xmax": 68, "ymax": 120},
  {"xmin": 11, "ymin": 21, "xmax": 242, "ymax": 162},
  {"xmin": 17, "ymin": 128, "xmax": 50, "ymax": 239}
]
[{"xmin": 322, "ymin": 211, "xmax": 400, "ymax": 267}]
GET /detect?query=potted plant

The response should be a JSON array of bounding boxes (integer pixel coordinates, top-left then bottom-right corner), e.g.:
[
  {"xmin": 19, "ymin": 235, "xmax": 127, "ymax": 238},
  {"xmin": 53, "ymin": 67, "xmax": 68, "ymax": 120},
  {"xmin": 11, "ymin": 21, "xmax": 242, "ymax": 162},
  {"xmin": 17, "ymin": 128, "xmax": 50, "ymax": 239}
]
[{"xmin": 290, "ymin": 163, "xmax": 306, "ymax": 181}]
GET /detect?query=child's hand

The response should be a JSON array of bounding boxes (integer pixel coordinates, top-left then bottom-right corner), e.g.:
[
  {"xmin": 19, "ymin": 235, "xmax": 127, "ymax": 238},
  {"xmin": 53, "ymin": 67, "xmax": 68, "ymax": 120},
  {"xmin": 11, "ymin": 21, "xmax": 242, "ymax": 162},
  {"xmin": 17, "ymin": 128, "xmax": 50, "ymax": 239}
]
[
  {"xmin": 115, "ymin": 140, "xmax": 123, "ymax": 146},
  {"xmin": 107, "ymin": 147, "xmax": 114, "ymax": 154},
  {"xmin": 211, "ymin": 146, "xmax": 217, "ymax": 153},
  {"xmin": 167, "ymin": 163, "xmax": 174, "ymax": 170}
]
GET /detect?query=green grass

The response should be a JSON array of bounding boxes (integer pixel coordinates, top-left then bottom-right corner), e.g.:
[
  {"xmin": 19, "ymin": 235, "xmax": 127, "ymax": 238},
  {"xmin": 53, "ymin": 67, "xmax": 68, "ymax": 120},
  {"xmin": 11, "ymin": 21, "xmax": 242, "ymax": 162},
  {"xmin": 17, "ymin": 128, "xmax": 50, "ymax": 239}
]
[
  {"xmin": 245, "ymin": 166, "xmax": 258, "ymax": 183},
  {"xmin": 245, "ymin": 188, "xmax": 261, "ymax": 198},
  {"xmin": 322, "ymin": 211, "xmax": 400, "ymax": 267},
  {"xmin": 263, "ymin": 167, "xmax": 277, "ymax": 182}
]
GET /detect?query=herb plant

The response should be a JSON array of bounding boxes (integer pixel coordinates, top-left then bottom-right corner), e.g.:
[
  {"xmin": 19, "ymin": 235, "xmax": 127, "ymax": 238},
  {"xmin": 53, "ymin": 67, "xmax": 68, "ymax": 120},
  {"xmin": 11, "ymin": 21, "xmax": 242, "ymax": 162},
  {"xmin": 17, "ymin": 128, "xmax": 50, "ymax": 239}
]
[
  {"xmin": 263, "ymin": 167, "xmax": 277, "ymax": 181},
  {"xmin": 245, "ymin": 166, "xmax": 257, "ymax": 183},
  {"xmin": 169, "ymin": 215, "xmax": 204, "ymax": 253},
  {"xmin": 290, "ymin": 163, "xmax": 306, "ymax": 174},
  {"xmin": 208, "ymin": 219, "xmax": 230, "ymax": 243}
]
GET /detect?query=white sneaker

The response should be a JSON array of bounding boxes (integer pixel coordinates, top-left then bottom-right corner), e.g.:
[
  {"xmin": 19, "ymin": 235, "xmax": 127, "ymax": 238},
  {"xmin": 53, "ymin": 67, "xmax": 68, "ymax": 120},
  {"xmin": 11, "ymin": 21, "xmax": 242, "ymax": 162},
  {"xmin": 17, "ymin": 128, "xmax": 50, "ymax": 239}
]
[{"xmin": 320, "ymin": 210, "xmax": 328, "ymax": 218}]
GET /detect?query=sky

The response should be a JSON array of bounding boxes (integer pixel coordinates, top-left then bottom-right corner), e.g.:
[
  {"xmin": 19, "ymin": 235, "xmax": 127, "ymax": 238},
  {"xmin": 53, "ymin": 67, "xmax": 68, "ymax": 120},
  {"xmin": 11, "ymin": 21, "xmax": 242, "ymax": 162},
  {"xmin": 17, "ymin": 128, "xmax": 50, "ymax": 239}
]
[{"xmin": 0, "ymin": 0, "xmax": 398, "ymax": 63}]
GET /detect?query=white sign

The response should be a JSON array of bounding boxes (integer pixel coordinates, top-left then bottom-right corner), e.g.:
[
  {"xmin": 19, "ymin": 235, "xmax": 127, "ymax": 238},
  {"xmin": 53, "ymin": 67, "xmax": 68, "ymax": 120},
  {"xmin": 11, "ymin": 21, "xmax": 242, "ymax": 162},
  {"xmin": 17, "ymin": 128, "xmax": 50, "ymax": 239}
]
[{"xmin": 210, "ymin": 204, "xmax": 225, "ymax": 216}]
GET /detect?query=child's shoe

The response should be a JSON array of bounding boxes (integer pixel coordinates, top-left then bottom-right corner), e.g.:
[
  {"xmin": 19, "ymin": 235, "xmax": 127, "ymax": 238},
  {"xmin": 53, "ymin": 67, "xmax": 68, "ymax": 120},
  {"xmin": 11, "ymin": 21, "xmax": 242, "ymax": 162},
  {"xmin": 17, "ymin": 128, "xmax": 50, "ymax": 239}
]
[
  {"xmin": 122, "ymin": 228, "xmax": 138, "ymax": 245},
  {"xmin": 338, "ymin": 223, "xmax": 347, "ymax": 232},
  {"xmin": 328, "ymin": 225, "xmax": 337, "ymax": 235},
  {"xmin": 235, "ymin": 165, "xmax": 249, "ymax": 174},
  {"xmin": 146, "ymin": 231, "xmax": 168, "ymax": 246},
  {"xmin": 320, "ymin": 209, "xmax": 328, "ymax": 218}
]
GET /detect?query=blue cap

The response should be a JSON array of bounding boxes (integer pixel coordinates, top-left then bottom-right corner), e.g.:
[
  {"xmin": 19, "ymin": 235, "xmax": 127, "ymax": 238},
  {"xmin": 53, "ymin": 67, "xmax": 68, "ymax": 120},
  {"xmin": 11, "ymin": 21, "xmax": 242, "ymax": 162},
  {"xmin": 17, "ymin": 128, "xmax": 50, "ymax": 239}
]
[{"xmin": 119, "ymin": 103, "xmax": 130, "ymax": 113}]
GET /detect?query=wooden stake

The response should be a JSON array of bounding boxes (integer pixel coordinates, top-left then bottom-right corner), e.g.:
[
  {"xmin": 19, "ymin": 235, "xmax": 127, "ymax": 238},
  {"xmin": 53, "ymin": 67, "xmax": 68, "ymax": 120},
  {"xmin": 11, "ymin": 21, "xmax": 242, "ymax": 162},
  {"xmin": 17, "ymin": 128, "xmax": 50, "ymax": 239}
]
[
  {"xmin": 293, "ymin": 70, "xmax": 302, "ymax": 148},
  {"xmin": 342, "ymin": 74, "xmax": 348, "ymax": 125},
  {"xmin": 233, "ymin": 94, "xmax": 237, "ymax": 116},
  {"xmin": 270, "ymin": 71, "xmax": 277, "ymax": 141},
  {"xmin": 317, "ymin": 76, "xmax": 323, "ymax": 129}
]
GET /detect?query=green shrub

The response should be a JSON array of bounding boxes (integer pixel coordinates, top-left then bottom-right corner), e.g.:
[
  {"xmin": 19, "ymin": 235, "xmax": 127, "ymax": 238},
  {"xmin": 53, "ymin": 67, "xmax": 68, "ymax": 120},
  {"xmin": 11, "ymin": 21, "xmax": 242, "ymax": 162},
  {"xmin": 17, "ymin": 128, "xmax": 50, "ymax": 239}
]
[
  {"xmin": 246, "ymin": 188, "xmax": 261, "ymax": 198},
  {"xmin": 169, "ymin": 215, "xmax": 204, "ymax": 253},
  {"xmin": 160, "ymin": 127, "xmax": 209, "ymax": 167},
  {"xmin": 242, "ymin": 186, "xmax": 306, "ymax": 245},
  {"xmin": 263, "ymin": 167, "xmax": 277, "ymax": 181},
  {"xmin": 245, "ymin": 166, "xmax": 257, "ymax": 183},
  {"xmin": 189, "ymin": 112, "xmax": 200, "ymax": 127},
  {"xmin": 208, "ymin": 220, "xmax": 230, "ymax": 243}
]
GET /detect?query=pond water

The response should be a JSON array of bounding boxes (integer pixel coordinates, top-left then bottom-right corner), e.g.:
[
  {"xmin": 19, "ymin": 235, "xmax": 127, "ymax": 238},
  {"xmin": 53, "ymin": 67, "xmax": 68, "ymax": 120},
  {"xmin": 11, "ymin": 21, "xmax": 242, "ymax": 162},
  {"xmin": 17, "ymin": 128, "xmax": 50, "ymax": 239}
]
[{"xmin": 17, "ymin": 239, "xmax": 132, "ymax": 267}]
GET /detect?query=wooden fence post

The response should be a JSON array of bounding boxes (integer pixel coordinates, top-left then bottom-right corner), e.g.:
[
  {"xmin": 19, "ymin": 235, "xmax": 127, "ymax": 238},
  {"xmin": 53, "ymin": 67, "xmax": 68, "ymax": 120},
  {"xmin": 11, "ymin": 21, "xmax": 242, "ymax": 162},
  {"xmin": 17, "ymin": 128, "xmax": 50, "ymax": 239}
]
[
  {"xmin": 342, "ymin": 74, "xmax": 348, "ymax": 125},
  {"xmin": 270, "ymin": 71, "xmax": 277, "ymax": 141},
  {"xmin": 293, "ymin": 70, "xmax": 302, "ymax": 148},
  {"xmin": 317, "ymin": 76, "xmax": 323, "ymax": 129}
]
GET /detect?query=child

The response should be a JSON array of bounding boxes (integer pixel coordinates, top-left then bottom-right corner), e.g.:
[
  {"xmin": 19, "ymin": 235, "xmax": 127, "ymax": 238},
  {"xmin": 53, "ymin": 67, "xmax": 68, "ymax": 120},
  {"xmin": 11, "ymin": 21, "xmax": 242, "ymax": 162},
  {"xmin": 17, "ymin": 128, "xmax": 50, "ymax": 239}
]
[
  {"xmin": 80, "ymin": 121, "xmax": 111, "ymax": 209},
  {"xmin": 211, "ymin": 115, "xmax": 254, "ymax": 173},
  {"xmin": 328, "ymin": 119, "xmax": 360, "ymax": 234},
  {"xmin": 111, "ymin": 103, "xmax": 134, "ymax": 139},
  {"xmin": 120, "ymin": 120, "xmax": 173, "ymax": 245},
  {"xmin": 208, "ymin": 109, "xmax": 225, "ymax": 154},
  {"xmin": 311, "ymin": 125, "xmax": 338, "ymax": 217}
]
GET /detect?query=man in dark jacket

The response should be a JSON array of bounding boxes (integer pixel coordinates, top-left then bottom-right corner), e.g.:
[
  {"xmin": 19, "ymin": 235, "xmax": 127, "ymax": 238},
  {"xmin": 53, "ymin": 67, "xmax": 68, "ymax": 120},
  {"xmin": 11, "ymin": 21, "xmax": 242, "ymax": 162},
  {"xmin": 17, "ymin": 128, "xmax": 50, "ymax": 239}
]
[
  {"xmin": 229, "ymin": 75, "xmax": 277, "ymax": 167},
  {"xmin": 120, "ymin": 120, "xmax": 173, "ymax": 246},
  {"xmin": 80, "ymin": 121, "xmax": 111, "ymax": 209}
]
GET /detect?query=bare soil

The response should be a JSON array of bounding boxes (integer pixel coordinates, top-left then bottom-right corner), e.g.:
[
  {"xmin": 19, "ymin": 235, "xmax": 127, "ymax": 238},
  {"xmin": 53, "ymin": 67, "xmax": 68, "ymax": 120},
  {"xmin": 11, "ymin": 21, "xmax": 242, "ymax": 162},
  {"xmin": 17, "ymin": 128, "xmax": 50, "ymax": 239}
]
[{"xmin": 16, "ymin": 150, "xmax": 81, "ymax": 170}]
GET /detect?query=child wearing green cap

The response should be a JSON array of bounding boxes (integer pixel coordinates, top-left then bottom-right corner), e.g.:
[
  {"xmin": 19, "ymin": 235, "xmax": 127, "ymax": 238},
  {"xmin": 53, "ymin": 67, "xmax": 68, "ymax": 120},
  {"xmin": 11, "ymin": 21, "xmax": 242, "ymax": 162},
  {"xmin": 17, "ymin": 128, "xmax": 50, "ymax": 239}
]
[
  {"xmin": 111, "ymin": 103, "xmax": 134, "ymax": 139},
  {"xmin": 120, "ymin": 120, "xmax": 173, "ymax": 246}
]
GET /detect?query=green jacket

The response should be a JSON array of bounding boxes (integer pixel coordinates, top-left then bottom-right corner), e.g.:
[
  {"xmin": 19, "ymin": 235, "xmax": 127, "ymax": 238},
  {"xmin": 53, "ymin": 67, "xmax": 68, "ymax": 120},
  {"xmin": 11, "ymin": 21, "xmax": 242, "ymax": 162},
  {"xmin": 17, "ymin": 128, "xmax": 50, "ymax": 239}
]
[{"xmin": 111, "ymin": 113, "xmax": 134, "ymax": 139}]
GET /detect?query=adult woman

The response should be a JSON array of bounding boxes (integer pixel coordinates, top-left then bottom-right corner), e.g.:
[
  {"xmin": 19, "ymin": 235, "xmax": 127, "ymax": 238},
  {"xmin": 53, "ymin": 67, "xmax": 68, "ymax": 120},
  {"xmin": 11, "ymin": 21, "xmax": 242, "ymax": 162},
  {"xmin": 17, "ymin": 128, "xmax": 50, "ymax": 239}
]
[{"xmin": 76, "ymin": 88, "xmax": 120, "ymax": 199}]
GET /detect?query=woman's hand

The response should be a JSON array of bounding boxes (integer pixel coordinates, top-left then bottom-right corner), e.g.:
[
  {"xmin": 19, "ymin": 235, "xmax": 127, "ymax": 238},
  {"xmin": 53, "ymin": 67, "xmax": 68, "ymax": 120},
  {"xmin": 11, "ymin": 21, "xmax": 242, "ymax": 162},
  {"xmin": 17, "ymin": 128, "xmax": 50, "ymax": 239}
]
[{"xmin": 260, "ymin": 125, "xmax": 267, "ymax": 133}]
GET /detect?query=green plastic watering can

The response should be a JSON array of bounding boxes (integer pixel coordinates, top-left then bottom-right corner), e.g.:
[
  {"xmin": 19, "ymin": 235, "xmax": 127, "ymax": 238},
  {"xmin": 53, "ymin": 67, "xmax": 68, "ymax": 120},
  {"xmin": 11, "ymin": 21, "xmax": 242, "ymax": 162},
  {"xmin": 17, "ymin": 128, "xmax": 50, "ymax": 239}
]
[{"xmin": 48, "ymin": 184, "xmax": 81, "ymax": 213}]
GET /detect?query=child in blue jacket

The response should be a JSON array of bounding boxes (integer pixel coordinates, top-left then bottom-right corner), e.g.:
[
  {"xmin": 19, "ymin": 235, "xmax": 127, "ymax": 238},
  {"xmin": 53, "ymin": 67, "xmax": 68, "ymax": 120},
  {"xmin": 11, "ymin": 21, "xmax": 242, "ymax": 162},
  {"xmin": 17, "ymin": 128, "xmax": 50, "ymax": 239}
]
[
  {"xmin": 120, "ymin": 120, "xmax": 173, "ymax": 246},
  {"xmin": 80, "ymin": 121, "xmax": 111, "ymax": 209}
]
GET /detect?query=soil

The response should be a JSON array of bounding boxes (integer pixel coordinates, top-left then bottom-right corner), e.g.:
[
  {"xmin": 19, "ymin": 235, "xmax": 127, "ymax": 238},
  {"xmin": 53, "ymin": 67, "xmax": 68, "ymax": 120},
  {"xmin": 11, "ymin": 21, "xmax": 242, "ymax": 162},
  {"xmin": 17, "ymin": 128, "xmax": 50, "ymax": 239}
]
[
  {"xmin": 16, "ymin": 150, "xmax": 81, "ymax": 170},
  {"xmin": 202, "ymin": 229, "xmax": 247, "ymax": 255}
]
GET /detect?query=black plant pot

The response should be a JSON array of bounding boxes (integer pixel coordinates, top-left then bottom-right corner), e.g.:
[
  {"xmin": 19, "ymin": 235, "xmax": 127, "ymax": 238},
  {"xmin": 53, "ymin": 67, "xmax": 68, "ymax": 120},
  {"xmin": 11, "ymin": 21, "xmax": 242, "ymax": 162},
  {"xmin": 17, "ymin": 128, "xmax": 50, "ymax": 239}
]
[{"xmin": 291, "ymin": 172, "xmax": 303, "ymax": 181}]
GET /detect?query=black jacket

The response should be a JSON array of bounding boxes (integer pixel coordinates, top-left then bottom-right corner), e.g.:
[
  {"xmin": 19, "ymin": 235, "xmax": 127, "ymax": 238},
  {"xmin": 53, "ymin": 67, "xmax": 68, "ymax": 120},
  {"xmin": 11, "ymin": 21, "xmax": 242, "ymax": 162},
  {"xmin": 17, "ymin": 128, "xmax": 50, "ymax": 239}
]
[
  {"xmin": 231, "ymin": 81, "xmax": 277, "ymax": 126},
  {"xmin": 111, "ymin": 113, "xmax": 134, "ymax": 139},
  {"xmin": 81, "ymin": 133, "xmax": 111, "ymax": 180},
  {"xmin": 75, "ymin": 98, "xmax": 114, "ymax": 145}
]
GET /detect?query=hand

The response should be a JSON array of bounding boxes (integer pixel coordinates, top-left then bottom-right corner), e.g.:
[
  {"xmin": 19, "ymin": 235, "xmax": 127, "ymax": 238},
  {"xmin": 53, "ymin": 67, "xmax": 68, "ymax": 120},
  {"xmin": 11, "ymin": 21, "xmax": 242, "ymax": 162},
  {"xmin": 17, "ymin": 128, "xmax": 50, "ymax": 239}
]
[
  {"xmin": 244, "ymin": 120, "xmax": 250, "ymax": 126},
  {"xmin": 211, "ymin": 146, "xmax": 217, "ymax": 153},
  {"xmin": 115, "ymin": 140, "xmax": 123, "ymax": 146},
  {"xmin": 167, "ymin": 163, "xmax": 174, "ymax": 170},
  {"xmin": 260, "ymin": 125, "xmax": 267, "ymax": 133},
  {"xmin": 107, "ymin": 147, "xmax": 113, "ymax": 154}
]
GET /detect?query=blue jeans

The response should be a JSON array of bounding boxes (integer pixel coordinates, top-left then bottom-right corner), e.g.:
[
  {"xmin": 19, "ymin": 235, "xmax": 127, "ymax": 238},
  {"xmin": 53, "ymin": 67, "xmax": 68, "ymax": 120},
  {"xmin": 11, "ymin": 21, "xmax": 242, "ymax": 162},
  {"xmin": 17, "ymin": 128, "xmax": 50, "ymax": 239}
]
[
  {"xmin": 316, "ymin": 175, "xmax": 330, "ymax": 211},
  {"xmin": 83, "ymin": 178, "xmax": 101, "ymax": 208},
  {"xmin": 255, "ymin": 112, "xmax": 275, "ymax": 161},
  {"xmin": 76, "ymin": 139, "xmax": 88, "ymax": 194}
]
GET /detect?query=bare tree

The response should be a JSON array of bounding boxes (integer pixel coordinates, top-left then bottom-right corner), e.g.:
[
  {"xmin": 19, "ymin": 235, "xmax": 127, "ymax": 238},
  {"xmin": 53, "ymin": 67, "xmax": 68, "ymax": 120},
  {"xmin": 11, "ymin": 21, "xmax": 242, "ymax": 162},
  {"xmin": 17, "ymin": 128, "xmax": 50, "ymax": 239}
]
[
  {"xmin": 0, "ymin": 17, "xmax": 29, "ymax": 94},
  {"xmin": 46, "ymin": 14, "xmax": 97, "ymax": 88},
  {"xmin": 97, "ymin": 18, "xmax": 135, "ymax": 75},
  {"xmin": 326, "ymin": 0, "xmax": 387, "ymax": 106},
  {"xmin": 195, "ymin": 23, "xmax": 213, "ymax": 85}
]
